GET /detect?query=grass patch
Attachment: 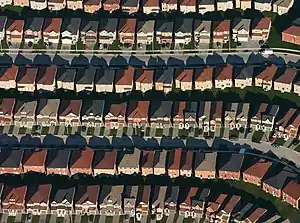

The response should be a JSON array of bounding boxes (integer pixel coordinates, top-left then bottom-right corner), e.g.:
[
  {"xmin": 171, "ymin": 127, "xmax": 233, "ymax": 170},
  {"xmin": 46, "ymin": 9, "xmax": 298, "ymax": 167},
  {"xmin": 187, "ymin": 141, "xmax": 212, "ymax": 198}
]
[
  {"xmin": 274, "ymin": 137, "xmax": 286, "ymax": 146},
  {"xmin": 110, "ymin": 129, "xmax": 117, "ymax": 136},
  {"xmin": 156, "ymin": 129, "xmax": 163, "ymax": 137},
  {"xmin": 108, "ymin": 40, "xmax": 121, "ymax": 50},
  {"xmin": 87, "ymin": 127, "xmax": 94, "ymax": 136},
  {"xmin": 252, "ymin": 130, "xmax": 264, "ymax": 143},
  {"xmin": 33, "ymin": 40, "xmax": 46, "ymax": 49},
  {"xmin": 41, "ymin": 127, "xmax": 49, "ymax": 135},
  {"xmin": 229, "ymin": 129, "xmax": 239, "ymax": 138}
]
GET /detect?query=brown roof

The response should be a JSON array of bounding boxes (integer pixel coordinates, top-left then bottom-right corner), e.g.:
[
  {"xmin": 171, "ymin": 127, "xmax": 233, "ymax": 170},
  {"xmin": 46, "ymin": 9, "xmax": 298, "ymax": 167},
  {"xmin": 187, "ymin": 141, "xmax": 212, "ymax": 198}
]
[
  {"xmin": 135, "ymin": 68, "xmax": 154, "ymax": 84},
  {"xmin": 282, "ymin": 180, "xmax": 300, "ymax": 201},
  {"xmin": 127, "ymin": 100, "xmax": 149, "ymax": 119},
  {"xmin": 167, "ymin": 148, "xmax": 182, "ymax": 170},
  {"xmin": 215, "ymin": 65, "xmax": 233, "ymax": 81},
  {"xmin": 17, "ymin": 66, "xmax": 38, "ymax": 84},
  {"xmin": 59, "ymin": 100, "xmax": 82, "ymax": 116},
  {"xmin": 243, "ymin": 158, "xmax": 273, "ymax": 180},
  {"xmin": 137, "ymin": 185, "xmax": 151, "ymax": 207},
  {"xmin": 206, "ymin": 193, "xmax": 228, "ymax": 213},
  {"xmin": 182, "ymin": 187, "xmax": 198, "ymax": 207},
  {"xmin": 180, "ymin": 150, "xmax": 193, "ymax": 170},
  {"xmin": 70, "ymin": 147, "xmax": 94, "ymax": 169},
  {"xmin": 23, "ymin": 149, "xmax": 47, "ymax": 167},
  {"xmin": 6, "ymin": 19, "xmax": 24, "ymax": 32},
  {"xmin": 161, "ymin": 0, "xmax": 176, "ymax": 4},
  {"xmin": 277, "ymin": 108, "xmax": 297, "ymax": 129},
  {"xmin": 103, "ymin": 0, "xmax": 120, "ymax": 5},
  {"xmin": 252, "ymin": 103, "xmax": 268, "ymax": 120},
  {"xmin": 289, "ymin": 113, "xmax": 300, "ymax": 129},
  {"xmin": 214, "ymin": 20, "xmax": 230, "ymax": 32},
  {"xmin": 194, "ymin": 67, "xmax": 213, "ymax": 82},
  {"xmin": 173, "ymin": 101, "xmax": 186, "ymax": 119},
  {"xmin": 253, "ymin": 17, "xmax": 271, "ymax": 30},
  {"xmin": 213, "ymin": 101, "xmax": 223, "ymax": 119},
  {"xmin": 175, "ymin": 69, "xmax": 194, "ymax": 82},
  {"xmin": 107, "ymin": 103, "xmax": 126, "ymax": 117},
  {"xmin": 140, "ymin": 150, "xmax": 154, "ymax": 168},
  {"xmin": 118, "ymin": 19, "xmax": 137, "ymax": 34},
  {"xmin": 283, "ymin": 25, "xmax": 300, "ymax": 37},
  {"xmin": 256, "ymin": 64, "xmax": 277, "ymax": 81},
  {"xmin": 0, "ymin": 98, "xmax": 15, "ymax": 116},
  {"xmin": 275, "ymin": 67, "xmax": 296, "ymax": 84},
  {"xmin": 43, "ymin": 18, "xmax": 63, "ymax": 33},
  {"xmin": 93, "ymin": 149, "xmax": 117, "ymax": 170},
  {"xmin": 246, "ymin": 207, "xmax": 267, "ymax": 222},
  {"xmin": 0, "ymin": 65, "xmax": 18, "ymax": 81},
  {"xmin": 26, "ymin": 184, "xmax": 51, "ymax": 205},
  {"xmin": 115, "ymin": 66, "xmax": 135, "ymax": 85},
  {"xmin": 36, "ymin": 65, "xmax": 57, "ymax": 85},
  {"xmin": 2, "ymin": 185, "xmax": 27, "ymax": 205},
  {"xmin": 74, "ymin": 185, "xmax": 99, "ymax": 205},
  {"xmin": 84, "ymin": 0, "xmax": 101, "ymax": 5},
  {"xmin": 180, "ymin": 0, "xmax": 195, "ymax": 6},
  {"xmin": 222, "ymin": 195, "xmax": 241, "ymax": 214},
  {"xmin": 143, "ymin": 0, "xmax": 159, "ymax": 7}
]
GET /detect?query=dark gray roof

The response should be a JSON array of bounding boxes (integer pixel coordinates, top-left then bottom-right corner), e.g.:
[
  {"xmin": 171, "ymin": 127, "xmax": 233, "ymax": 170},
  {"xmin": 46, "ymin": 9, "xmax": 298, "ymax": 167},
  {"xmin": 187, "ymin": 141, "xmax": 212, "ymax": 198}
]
[
  {"xmin": 194, "ymin": 152, "xmax": 217, "ymax": 171},
  {"xmin": 95, "ymin": 69, "xmax": 115, "ymax": 84},
  {"xmin": 46, "ymin": 149, "xmax": 71, "ymax": 169},
  {"xmin": 198, "ymin": 0, "xmax": 214, "ymax": 4},
  {"xmin": 82, "ymin": 100, "xmax": 105, "ymax": 117},
  {"xmin": 156, "ymin": 21, "xmax": 174, "ymax": 32},
  {"xmin": 292, "ymin": 17, "xmax": 300, "ymax": 26},
  {"xmin": 232, "ymin": 203, "xmax": 254, "ymax": 221},
  {"xmin": 155, "ymin": 68, "xmax": 174, "ymax": 84},
  {"xmin": 121, "ymin": 0, "xmax": 139, "ymax": 7},
  {"xmin": 76, "ymin": 67, "xmax": 96, "ymax": 85},
  {"xmin": 0, "ymin": 16, "xmax": 7, "ymax": 31},
  {"xmin": 235, "ymin": 67, "xmax": 254, "ymax": 79},
  {"xmin": 24, "ymin": 17, "xmax": 44, "ymax": 32},
  {"xmin": 218, "ymin": 153, "xmax": 244, "ymax": 172},
  {"xmin": 150, "ymin": 101, "xmax": 172, "ymax": 119},
  {"xmin": 184, "ymin": 101, "xmax": 198, "ymax": 120},
  {"xmin": 191, "ymin": 188, "xmax": 210, "ymax": 206},
  {"xmin": 51, "ymin": 186, "xmax": 75, "ymax": 203},
  {"xmin": 80, "ymin": 20, "xmax": 99, "ymax": 33},
  {"xmin": 255, "ymin": 0, "xmax": 272, "ymax": 3},
  {"xmin": 164, "ymin": 186, "xmax": 179, "ymax": 204},
  {"xmin": 262, "ymin": 105, "xmax": 279, "ymax": 122},
  {"xmin": 61, "ymin": 18, "xmax": 81, "ymax": 34},
  {"xmin": 0, "ymin": 149, "xmax": 23, "ymax": 168},
  {"xmin": 57, "ymin": 68, "xmax": 77, "ymax": 83},
  {"xmin": 99, "ymin": 18, "xmax": 118, "ymax": 33},
  {"xmin": 175, "ymin": 19, "xmax": 193, "ymax": 33}
]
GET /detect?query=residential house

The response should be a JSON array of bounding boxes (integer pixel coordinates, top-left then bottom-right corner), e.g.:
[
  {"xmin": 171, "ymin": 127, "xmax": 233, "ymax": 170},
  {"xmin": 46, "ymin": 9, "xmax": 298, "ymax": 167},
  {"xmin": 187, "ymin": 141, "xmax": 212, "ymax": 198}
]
[
  {"xmin": 218, "ymin": 153, "xmax": 244, "ymax": 180},
  {"xmin": 56, "ymin": 68, "xmax": 77, "ymax": 91},
  {"xmin": 114, "ymin": 66, "xmax": 135, "ymax": 93},
  {"xmin": 154, "ymin": 68, "xmax": 174, "ymax": 93},
  {"xmin": 121, "ymin": 0, "xmax": 139, "ymax": 13},
  {"xmin": 117, "ymin": 148, "xmax": 141, "ymax": 175},
  {"xmin": 173, "ymin": 101, "xmax": 198, "ymax": 128},
  {"xmin": 282, "ymin": 25, "xmax": 300, "ymax": 45},
  {"xmin": 174, "ymin": 69, "xmax": 193, "ymax": 90},
  {"xmin": 46, "ymin": 149, "xmax": 71, "ymax": 175},
  {"xmin": 191, "ymin": 188, "xmax": 211, "ymax": 219},
  {"xmin": 142, "ymin": 0, "xmax": 160, "ymax": 13},
  {"xmin": 274, "ymin": 108, "xmax": 297, "ymax": 139},
  {"xmin": 151, "ymin": 186, "xmax": 167, "ymax": 220},
  {"xmin": 127, "ymin": 100, "xmax": 150, "ymax": 128},
  {"xmin": 261, "ymin": 104, "xmax": 280, "ymax": 135},
  {"xmin": 48, "ymin": 0, "xmax": 66, "ymax": 10},
  {"xmin": 69, "ymin": 147, "xmax": 94, "ymax": 175},
  {"xmin": 75, "ymin": 67, "xmax": 96, "ymax": 92},
  {"xmin": 61, "ymin": 18, "xmax": 81, "ymax": 45},
  {"xmin": 22, "ymin": 149, "xmax": 47, "ymax": 173},
  {"xmin": 0, "ymin": 0, "xmax": 11, "ymax": 7},
  {"xmin": 135, "ymin": 186, "xmax": 151, "ymax": 220},
  {"xmin": 2, "ymin": 185, "xmax": 27, "ymax": 216},
  {"xmin": 0, "ymin": 149, "xmax": 24, "ymax": 174},
  {"xmin": 81, "ymin": 100, "xmax": 105, "ymax": 127},
  {"xmin": 179, "ymin": 0, "xmax": 196, "ymax": 13},
  {"xmin": 36, "ymin": 65, "xmax": 57, "ymax": 92},
  {"xmin": 118, "ymin": 18, "xmax": 137, "ymax": 46},
  {"xmin": 98, "ymin": 18, "xmax": 118, "ymax": 45},
  {"xmin": 0, "ymin": 98, "xmax": 15, "ymax": 126},
  {"xmin": 273, "ymin": 0, "xmax": 294, "ymax": 15},
  {"xmin": 274, "ymin": 67, "xmax": 297, "ymax": 93},
  {"xmin": 26, "ymin": 184, "xmax": 51, "ymax": 215},
  {"xmin": 93, "ymin": 150, "xmax": 117, "ymax": 175},
  {"xmin": 50, "ymin": 186, "xmax": 75, "ymax": 217},
  {"xmin": 224, "ymin": 103, "xmax": 239, "ymax": 130},
  {"xmin": 254, "ymin": 0, "xmax": 272, "ymax": 11},
  {"xmin": 58, "ymin": 100, "xmax": 82, "ymax": 126},
  {"xmin": 136, "ymin": 20, "xmax": 155, "ymax": 45},
  {"xmin": 135, "ymin": 68, "xmax": 154, "ymax": 92},
  {"xmin": 231, "ymin": 203, "xmax": 254, "ymax": 222},
  {"xmin": 161, "ymin": 0, "xmax": 177, "ymax": 11},
  {"xmin": 244, "ymin": 207, "xmax": 267, "ymax": 223},
  {"xmin": 102, "ymin": 0, "xmax": 120, "ymax": 12},
  {"xmin": 282, "ymin": 180, "xmax": 300, "ymax": 209},
  {"xmin": 95, "ymin": 69, "xmax": 115, "ymax": 92},
  {"xmin": 104, "ymin": 102, "xmax": 127, "ymax": 128},
  {"xmin": 123, "ymin": 185, "xmax": 139, "ymax": 217},
  {"xmin": 164, "ymin": 186, "xmax": 179, "ymax": 216},
  {"xmin": 155, "ymin": 21, "xmax": 174, "ymax": 45},
  {"xmin": 194, "ymin": 152, "xmax": 217, "ymax": 179},
  {"xmin": 167, "ymin": 148, "xmax": 181, "ymax": 178},
  {"xmin": 83, "ymin": 0, "xmax": 101, "ymax": 13},
  {"xmin": 215, "ymin": 195, "xmax": 241, "ymax": 222},
  {"xmin": 236, "ymin": 103, "xmax": 250, "ymax": 130},
  {"xmin": 251, "ymin": 17, "xmax": 272, "ymax": 41},
  {"xmin": 237, "ymin": 0, "xmax": 251, "ymax": 9},
  {"xmin": 74, "ymin": 185, "xmax": 99, "ymax": 215},
  {"xmin": 36, "ymin": 99, "xmax": 60, "ymax": 126},
  {"xmin": 153, "ymin": 150, "xmax": 167, "ymax": 175},
  {"xmin": 215, "ymin": 64, "xmax": 233, "ymax": 89},
  {"xmin": 180, "ymin": 150, "xmax": 193, "ymax": 177},
  {"xmin": 172, "ymin": 101, "xmax": 187, "ymax": 128},
  {"xmin": 98, "ymin": 185, "xmax": 124, "ymax": 215},
  {"xmin": 255, "ymin": 64, "xmax": 277, "ymax": 91},
  {"xmin": 23, "ymin": 17, "xmax": 44, "ymax": 44},
  {"xmin": 0, "ymin": 65, "xmax": 18, "ymax": 90},
  {"xmin": 13, "ymin": 0, "xmax": 29, "ymax": 7},
  {"xmin": 213, "ymin": 20, "xmax": 230, "ymax": 44},
  {"xmin": 232, "ymin": 18, "xmax": 251, "ymax": 42},
  {"xmin": 216, "ymin": 0, "xmax": 233, "ymax": 11},
  {"xmin": 42, "ymin": 18, "xmax": 63, "ymax": 45},
  {"xmin": 140, "ymin": 150, "xmax": 154, "ymax": 176},
  {"xmin": 194, "ymin": 68, "xmax": 213, "ymax": 90},
  {"xmin": 6, "ymin": 19, "xmax": 24, "ymax": 44},
  {"xmin": 178, "ymin": 187, "xmax": 198, "ymax": 218},
  {"xmin": 149, "ymin": 101, "xmax": 172, "ymax": 128},
  {"xmin": 66, "ymin": 0, "xmax": 83, "ymax": 10},
  {"xmin": 14, "ymin": 100, "xmax": 37, "ymax": 127},
  {"xmin": 205, "ymin": 193, "xmax": 228, "ymax": 221},
  {"xmin": 16, "ymin": 66, "xmax": 38, "ymax": 92},
  {"xmin": 198, "ymin": 0, "xmax": 215, "ymax": 13},
  {"xmin": 234, "ymin": 66, "xmax": 253, "ymax": 89},
  {"xmin": 174, "ymin": 19, "xmax": 193, "ymax": 45},
  {"xmin": 249, "ymin": 103, "xmax": 267, "ymax": 131},
  {"xmin": 193, "ymin": 20, "xmax": 211, "ymax": 44},
  {"xmin": 80, "ymin": 20, "xmax": 99, "ymax": 45}
]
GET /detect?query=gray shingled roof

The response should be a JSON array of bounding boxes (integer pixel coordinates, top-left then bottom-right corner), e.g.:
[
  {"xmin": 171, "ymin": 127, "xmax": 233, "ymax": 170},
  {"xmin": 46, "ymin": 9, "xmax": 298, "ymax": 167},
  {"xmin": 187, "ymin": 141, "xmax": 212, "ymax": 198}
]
[
  {"xmin": 80, "ymin": 20, "xmax": 99, "ymax": 33},
  {"xmin": 61, "ymin": 18, "xmax": 81, "ymax": 35},
  {"xmin": 0, "ymin": 149, "xmax": 23, "ymax": 168},
  {"xmin": 51, "ymin": 186, "xmax": 75, "ymax": 203},
  {"xmin": 155, "ymin": 68, "xmax": 174, "ymax": 84},
  {"xmin": 198, "ymin": 0, "xmax": 214, "ymax": 4},
  {"xmin": 235, "ymin": 67, "xmax": 254, "ymax": 80},
  {"xmin": 136, "ymin": 20, "xmax": 155, "ymax": 34},
  {"xmin": 57, "ymin": 68, "xmax": 77, "ymax": 83},
  {"xmin": 194, "ymin": 20, "xmax": 211, "ymax": 33},
  {"xmin": 0, "ymin": 16, "xmax": 7, "ymax": 31},
  {"xmin": 121, "ymin": 0, "xmax": 139, "ymax": 7},
  {"xmin": 165, "ymin": 186, "xmax": 179, "ymax": 204},
  {"xmin": 99, "ymin": 18, "xmax": 118, "ymax": 33},
  {"xmin": 219, "ymin": 153, "xmax": 244, "ymax": 172},
  {"xmin": 156, "ymin": 21, "xmax": 174, "ymax": 32},
  {"xmin": 81, "ymin": 100, "xmax": 105, "ymax": 117},
  {"xmin": 184, "ymin": 101, "xmax": 198, "ymax": 120},
  {"xmin": 175, "ymin": 19, "xmax": 193, "ymax": 33},
  {"xmin": 46, "ymin": 149, "xmax": 71, "ymax": 169},
  {"xmin": 95, "ymin": 69, "xmax": 115, "ymax": 85},
  {"xmin": 194, "ymin": 152, "xmax": 217, "ymax": 171},
  {"xmin": 232, "ymin": 18, "xmax": 251, "ymax": 33},
  {"xmin": 24, "ymin": 17, "xmax": 44, "ymax": 32},
  {"xmin": 76, "ymin": 67, "xmax": 96, "ymax": 85},
  {"xmin": 150, "ymin": 101, "xmax": 172, "ymax": 119}
]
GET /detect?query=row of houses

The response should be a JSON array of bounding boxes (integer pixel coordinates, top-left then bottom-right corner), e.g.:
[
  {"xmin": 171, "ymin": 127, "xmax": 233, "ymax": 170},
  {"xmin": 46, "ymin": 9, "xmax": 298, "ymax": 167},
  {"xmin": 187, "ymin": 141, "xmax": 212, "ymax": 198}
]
[
  {"xmin": 0, "ymin": 148, "xmax": 299, "ymax": 214},
  {"xmin": 1, "ymin": 0, "xmax": 293, "ymax": 15},
  {"xmin": 0, "ymin": 16, "xmax": 271, "ymax": 46}
]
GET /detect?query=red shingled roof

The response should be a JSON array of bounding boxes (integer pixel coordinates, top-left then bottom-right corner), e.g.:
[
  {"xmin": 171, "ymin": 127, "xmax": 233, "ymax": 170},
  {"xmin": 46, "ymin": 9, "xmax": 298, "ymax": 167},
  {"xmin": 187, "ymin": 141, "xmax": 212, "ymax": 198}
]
[
  {"xmin": 36, "ymin": 65, "xmax": 57, "ymax": 85},
  {"xmin": 180, "ymin": 150, "xmax": 193, "ymax": 171},
  {"xmin": 43, "ymin": 18, "xmax": 63, "ymax": 33},
  {"xmin": 214, "ymin": 20, "xmax": 230, "ymax": 32},
  {"xmin": 253, "ymin": 17, "xmax": 271, "ymax": 30},
  {"xmin": 180, "ymin": 0, "xmax": 196, "ymax": 6},
  {"xmin": 0, "ymin": 65, "xmax": 18, "ymax": 81},
  {"xmin": 70, "ymin": 147, "xmax": 94, "ymax": 169},
  {"xmin": 215, "ymin": 65, "xmax": 233, "ymax": 81},
  {"xmin": 17, "ymin": 66, "xmax": 38, "ymax": 84},
  {"xmin": 246, "ymin": 207, "xmax": 267, "ymax": 222},
  {"xmin": 173, "ymin": 101, "xmax": 186, "ymax": 119},
  {"xmin": 118, "ymin": 19, "xmax": 137, "ymax": 34},
  {"xmin": 256, "ymin": 64, "xmax": 277, "ymax": 81},
  {"xmin": 115, "ymin": 66, "xmax": 135, "ymax": 85},
  {"xmin": 59, "ymin": 100, "xmax": 82, "ymax": 116},
  {"xmin": 2, "ymin": 185, "xmax": 27, "ymax": 206},
  {"xmin": 168, "ymin": 148, "xmax": 182, "ymax": 170},
  {"xmin": 23, "ymin": 149, "xmax": 47, "ymax": 167},
  {"xmin": 175, "ymin": 69, "xmax": 194, "ymax": 82},
  {"xmin": 206, "ymin": 193, "xmax": 228, "ymax": 213},
  {"xmin": 223, "ymin": 195, "xmax": 241, "ymax": 214},
  {"xmin": 143, "ymin": 0, "xmax": 159, "ymax": 7},
  {"xmin": 74, "ymin": 185, "xmax": 99, "ymax": 205},
  {"xmin": 108, "ymin": 103, "xmax": 126, "ymax": 117},
  {"xmin": 243, "ymin": 158, "xmax": 273, "ymax": 179},
  {"xmin": 6, "ymin": 19, "xmax": 24, "ymax": 32},
  {"xmin": 182, "ymin": 187, "xmax": 198, "ymax": 207},
  {"xmin": 283, "ymin": 25, "xmax": 300, "ymax": 36},
  {"xmin": 275, "ymin": 67, "xmax": 296, "ymax": 84},
  {"xmin": 283, "ymin": 180, "xmax": 300, "ymax": 201},
  {"xmin": 26, "ymin": 184, "xmax": 51, "ymax": 204},
  {"xmin": 0, "ymin": 98, "xmax": 15, "ymax": 116},
  {"xmin": 127, "ymin": 100, "xmax": 149, "ymax": 119},
  {"xmin": 194, "ymin": 67, "xmax": 213, "ymax": 82},
  {"xmin": 93, "ymin": 149, "xmax": 117, "ymax": 170},
  {"xmin": 135, "ymin": 68, "xmax": 154, "ymax": 84},
  {"xmin": 140, "ymin": 150, "xmax": 154, "ymax": 168}
]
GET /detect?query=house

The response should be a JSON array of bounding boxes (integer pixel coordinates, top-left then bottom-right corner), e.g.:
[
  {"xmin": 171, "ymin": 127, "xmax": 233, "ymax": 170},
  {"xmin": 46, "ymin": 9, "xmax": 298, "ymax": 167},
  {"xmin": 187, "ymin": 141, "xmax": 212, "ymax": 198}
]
[
  {"xmin": 197, "ymin": 102, "xmax": 210, "ymax": 132},
  {"xmin": 6, "ymin": 19, "xmax": 24, "ymax": 44},
  {"xmin": 135, "ymin": 68, "xmax": 154, "ymax": 92},
  {"xmin": 180, "ymin": 150, "xmax": 193, "ymax": 177},
  {"xmin": 216, "ymin": 0, "xmax": 233, "ymax": 11},
  {"xmin": 243, "ymin": 157, "xmax": 273, "ymax": 187},
  {"xmin": 123, "ymin": 185, "xmax": 139, "ymax": 217},
  {"xmin": 121, "ymin": 0, "xmax": 139, "ymax": 13},
  {"xmin": 104, "ymin": 102, "xmax": 127, "ymax": 128},
  {"xmin": 282, "ymin": 25, "xmax": 300, "ymax": 45},
  {"xmin": 149, "ymin": 101, "xmax": 172, "ymax": 128},
  {"xmin": 194, "ymin": 20, "xmax": 211, "ymax": 44},
  {"xmin": 74, "ymin": 185, "xmax": 99, "ymax": 215},
  {"xmin": 164, "ymin": 186, "xmax": 179, "ymax": 216},
  {"xmin": 80, "ymin": 20, "xmax": 99, "ymax": 45},
  {"xmin": 173, "ymin": 101, "xmax": 198, "ymax": 128},
  {"xmin": 136, "ymin": 20, "xmax": 155, "ymax": 45},
  {"xmin": 274, "ymin": 108, "xmax": 297, "ymax": 139},
  {"xmin": 174, "ymin": 19, "xmax": 193, "ymax": 45},
  {"xmin": 23, "ymin": 17, "xmax": 44, "ymax": 44},
  {"xmin": 236, "ymin": 0, "xmax": 251, "ymax": 8},
  {"xmin": 153, "ymin": 150, "xmax": 167, "ymax": 175},
  {"xmin": 0, "ymin": 65, "xmax": 18, "ymax": 90},
  {"xmin": 2, "ymin": 185, "xmax": 27, "ymax": 216},
  {"xmin": 67, "ymin": 0, "xmax": 83, "ymax": 10},
  {"xmin": 0, "ymin": 0, "xmax": 11, "ymax": 7},
  {"xmin": 117, "ymin": 148, "xmax": 141, "ymax": 175},
  {"xmin": 142, "ymin": 0, "xmax": 160, "ymax": 13},
  {"xmin": 13, "ymin": 100, "xmax": 37, "ymax": 127},
  {"xmin": 213, "ymin": 20, "xmax": 230, "ymax": 43},
  {"xmin": 191, "ymin": 188, "xmax": 211, "ymax": 219},
  {"xmin": 69, "ymin": 147, "xmax": 94, "ymax": 175},
  {"xmin": 161, "ymin": 0, "xmax": 177, "ymax": 11},
  {"xmin": 251, "ymin": 17, "xmax": 272, "ymax": 41},
  {"xmin": 42, "ymin": 18, "xmax": 63, "ymax": 44},
  {"xmin": 245, "ymin": 207, "xmax": 268, "ymax": 223},
  {"xmin": 102, "ymin": 0, "xmax": 120, "ymax": 12},
  {"xmin": 234, "ymin": 66, "xmax": 253, "ymax": 89},
  {"xmin": 75, "ymin": 67, "xmax": 96, "ymax": 92},
  {"xmin": 83, "ymin": 0, "xmax": 101, "ymax": 13},
  {"xmin": 198, "ymin": 0, "xmax": 215, "ymax": 13},
  {"xmin": 127, "ymin": 100, "xmax": 150, "ymax": 128},
  {"xmin": 16, "ymin": 66, "xmax": 38, "ymax": 92},
  {"xmin": 13, "ymin": 0, "xmax": 29, "ymax": 7},
  {"xmin": 179, "ymin": 0, "xmax": 196, "ymax": 13},
  {"xmin": 232, "ymin": 18, "xmax": 251, "ymax": 42},
  {"xmin": 261, "ymin": 104, "xmax": 279, "ymax": 135},
  {"xmin": 26, "ymin": 184, "xmax": 52, "ymax": 215},
  {"xmin": 255, "ymin": 64, "xmax": 277, "ymax": 91},
  {"xmin": 218, "ymin": 153, "xmax": 244, "ymax": 180},
  {"xmin": 167, "ymin": 148, "xmax": 181, "ymax": 178},
  {"xmin": 46, "ymin": 149, "xmax": 71, "ymax": 175},
  {"xmin": 114, "ymin": 66, "xmax": 135, "ymax": 93},
  {"xmin": 140, "ymin": 150, "xmax": 154, "ymax": 176},
  {"xmin": 95, "ymin": 69, "xmax": 115, "ymax": 92},
  {"xmin": 154, "ymin": 68, "xmax": 174, "ymax": 93},
  {"xmin": 274, "ymin": 67, "xmax": 296, "ymax": 93},
  {"xmin": 99, "ymin": 185, "xmax": 124, "ymax": 215},
  {"xmin": 36, "ymin": 65, "xmax": 57, "ymax": 92},
  {"xmin": 231, "ymin": 203, "xmax": 254, "ymax": 222},
  {"xmin": 178, "ymin": 187, "xmax": 198, "ymax": 218},
  {"xmin": 135, "ymin": 186, "xmax": 151, "ymax": 220},
  {"xmin": 47, "ymin": 0, "xmax": 66, "ymax": 10},
  {"xmin": 174, "ymin": 69, "xmax": 193, "ymax": 90},
  {"xmin": 273, "ymin": 0, "xmax": 294, "ymax": 15},
  {"xmin": 0, "ymin": 149, "xmax": 24, "ymax": 174},
  {"xmin": 151, "ymin": 186, "xmax": 167, "ymax": 220},
  {"xmin": 194, "ymin": 152, "xmax": 217, "ymax": 179},
  {"xmin": 36, "ymin": 99, "xmax": 60, "ymax": 126},
  {"xmin": 118, "ymin": 18, "xmax": 137, "ymax": 46},
  {"xmin": 254, "ymin": 0, "xmax": 272, "ymax": 11},
  {"xmin": 215, "ymin": 65, "xmax": 233, "ymax": 89},
  {"xmin": 205, "ymin": 193, "xmax": 228, "ymax": 221},
  {"xmin": 210, "ymin": 101, "xmax": 223, "ymax": 132},
  {"xmin": 61, "ymin": 18, "xmax": 81, "ymax": 45},
  {"xmin": 0, "ymin": 98, "xmax": 15, "ymax": 126},
  {"xmin": 172, "ymin": 101, "xmax": 187, "ymax": 128},
  {"xmin": 93, "ymin": 150, "xmax": 117, "ymax": 175},
  {"xmin": 50, "ymin": 186, "xmax": 75, "ymax": 217},
  {"xmin": 155, "ymin": 20, "xmax": 174, "ymax": 45},
  {"xmin": 215, "ymin": 195, "xmax": 241, "ymax": 222},
  {"xmin": 236, "ymin": 103, "xmax": 250, "ymax": 130},
  {"xmin": 22, "ymin": 149, "xmax": 47, "ymax": 174},
  {"xmin": 282, "ymin": 180, "xmax": 300, "ymax": 209},
  {"xmin": 81, "ymin": 100, "xmax": 105, "ymax": 127},
  {"xmin": 58, "ymin": 100, "xmax": 82, "ymax": 126},
  {"xmin": 98, "ymin": 18, "xmax": 118, "ymax": 45},
  {"xmin": 194, "ymin": 68, "xmax": 213, "ymax": 90},
  {"xmin": 224, "ymin": 102, "xmax": 240, "ymax": 130}
]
